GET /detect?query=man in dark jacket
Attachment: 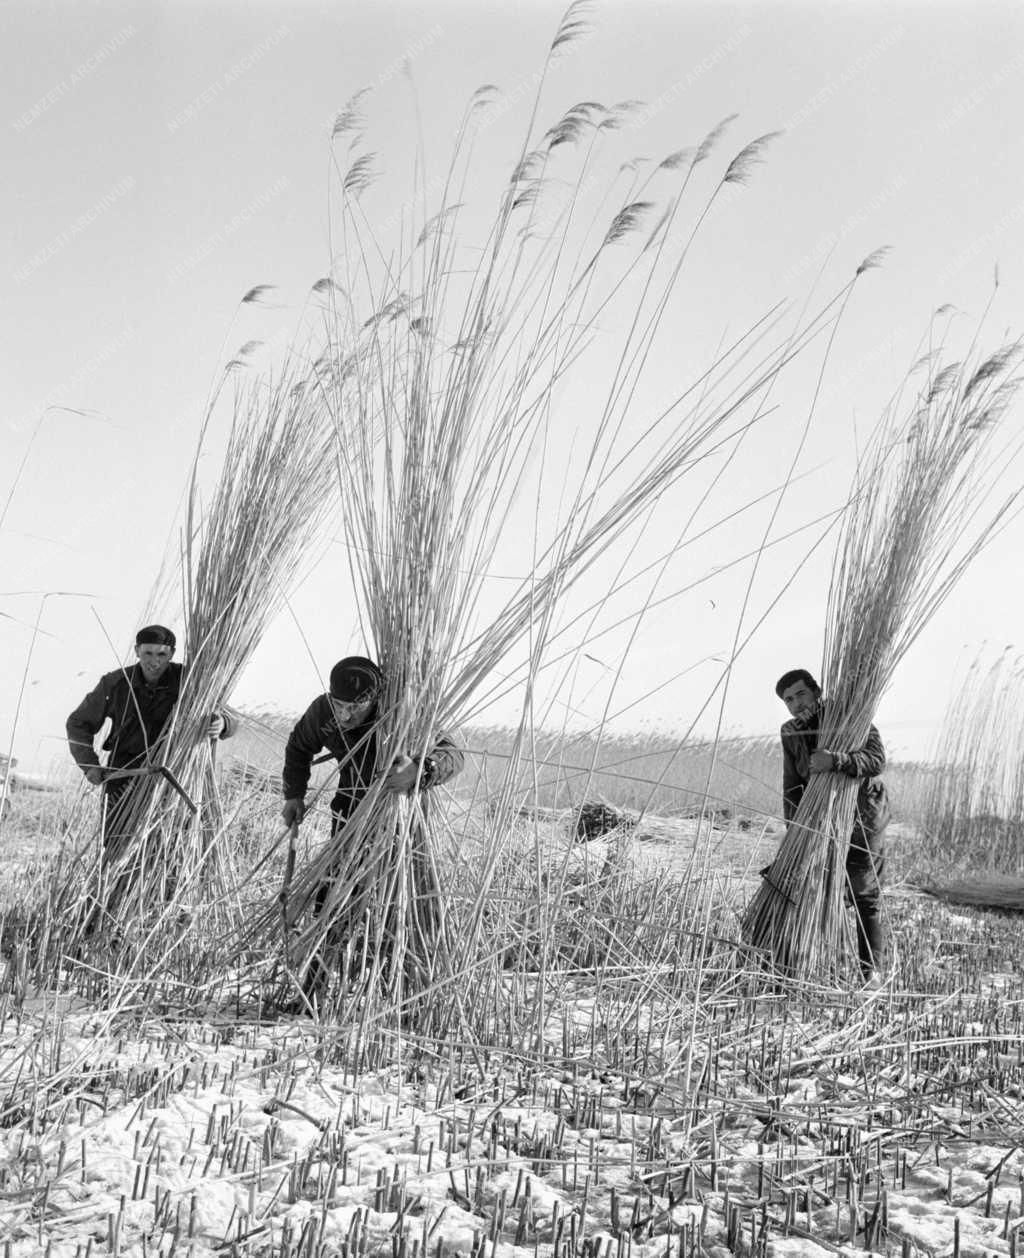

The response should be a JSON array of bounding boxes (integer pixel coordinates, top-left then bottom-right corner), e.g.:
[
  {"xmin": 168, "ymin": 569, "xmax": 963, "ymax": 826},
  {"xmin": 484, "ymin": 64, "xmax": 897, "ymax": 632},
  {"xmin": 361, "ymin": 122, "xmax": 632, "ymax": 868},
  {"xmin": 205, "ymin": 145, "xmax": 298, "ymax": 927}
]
[
  {"xmin": 282, "ymin": 656, "xmax": 463, "ymax": 833},
  {"xmin": 776, "ymin": 668, "xmax": 890, "ymax": 984},
  {"xmin": 67, "ymin": 624, "xmax": 235, "ymax": 848},
  {"xmin": 280, "ymin": 656, "xmax": 463, "ymax": 1004}
]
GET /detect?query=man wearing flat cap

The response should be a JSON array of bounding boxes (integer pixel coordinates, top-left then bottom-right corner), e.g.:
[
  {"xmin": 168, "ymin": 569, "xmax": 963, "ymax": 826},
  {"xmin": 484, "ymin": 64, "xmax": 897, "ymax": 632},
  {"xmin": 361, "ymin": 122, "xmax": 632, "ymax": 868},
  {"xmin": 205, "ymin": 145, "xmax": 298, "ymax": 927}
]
[
  {"xmin": 280, "ymin": 656, "xmax": 463, "ymax": 1004},
  {"xmin": 281, "ymin": 656, "xmax": 463, "ymax": 834},
  {"xmin": 67, "ymin": 624, "xmax": 236, "ymax": 847}
]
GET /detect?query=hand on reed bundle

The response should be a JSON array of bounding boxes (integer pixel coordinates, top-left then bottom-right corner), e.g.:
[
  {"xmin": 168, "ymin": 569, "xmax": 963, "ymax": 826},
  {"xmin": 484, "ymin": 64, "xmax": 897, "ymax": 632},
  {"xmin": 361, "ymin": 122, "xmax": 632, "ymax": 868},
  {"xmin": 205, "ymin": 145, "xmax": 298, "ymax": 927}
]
[{"xmin": 380, "ymin": 755, "xmax": 419, "ymax": 793}]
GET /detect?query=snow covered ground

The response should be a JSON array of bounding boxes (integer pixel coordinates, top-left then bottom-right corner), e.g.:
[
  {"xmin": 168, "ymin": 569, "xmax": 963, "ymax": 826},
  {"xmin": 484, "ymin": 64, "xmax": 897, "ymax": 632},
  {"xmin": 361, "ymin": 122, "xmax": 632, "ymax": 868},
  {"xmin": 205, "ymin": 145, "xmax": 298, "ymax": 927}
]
[
  {"xmin": 4, "ymin": 901, "xmax": 1024, "ymax": 1258},
  {"xmin": 3, "ymin": 820, "xmax": 1022, "ymax": 1258}
]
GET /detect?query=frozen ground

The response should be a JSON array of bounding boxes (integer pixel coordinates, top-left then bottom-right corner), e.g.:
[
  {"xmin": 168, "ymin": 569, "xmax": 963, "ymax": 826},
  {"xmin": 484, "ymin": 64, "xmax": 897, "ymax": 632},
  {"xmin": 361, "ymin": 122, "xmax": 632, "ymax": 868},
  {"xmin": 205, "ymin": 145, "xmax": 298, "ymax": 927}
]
[
  {"xmin": 3, "ymin": 819, "xmax": 1022, "ymax": 1257},
  {"xmin": 2, "ymin": 968, "xmax": 1023, "ymax": 1258}
]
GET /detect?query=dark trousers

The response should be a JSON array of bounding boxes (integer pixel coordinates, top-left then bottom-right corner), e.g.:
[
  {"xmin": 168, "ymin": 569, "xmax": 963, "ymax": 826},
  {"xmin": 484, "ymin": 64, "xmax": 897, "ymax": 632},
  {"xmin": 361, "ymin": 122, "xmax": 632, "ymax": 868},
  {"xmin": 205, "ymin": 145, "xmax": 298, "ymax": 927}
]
[
  {"xmin": 301, "ymin": 797, "xmax": 365, "ymax": 998},
  {"xmin": 97, "ymin": 776, "xmax": 180, "ymax": 909},
  {"xmin": 78, "ymin": 779, "xmax": 140, "ymax": 936},
  {"xmin": 846, "ymin": 823, "xmax": 886, "ymax": 976},
  {"xmin": 101, "ymin": 778, "xmax": 136, "ymax": 852}
]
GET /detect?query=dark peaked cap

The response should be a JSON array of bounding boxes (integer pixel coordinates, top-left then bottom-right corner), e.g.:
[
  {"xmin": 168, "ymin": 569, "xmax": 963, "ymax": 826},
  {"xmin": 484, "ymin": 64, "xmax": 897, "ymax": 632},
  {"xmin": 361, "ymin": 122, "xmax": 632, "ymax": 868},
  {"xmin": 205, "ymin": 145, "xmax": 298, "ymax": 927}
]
[
  {"xmin": 329, "ymin": 657, "xmax": 382, "ymax": 702},
  {"xmin": 136, "ymin": 624, "xmax": 176, "ymax": 648}
]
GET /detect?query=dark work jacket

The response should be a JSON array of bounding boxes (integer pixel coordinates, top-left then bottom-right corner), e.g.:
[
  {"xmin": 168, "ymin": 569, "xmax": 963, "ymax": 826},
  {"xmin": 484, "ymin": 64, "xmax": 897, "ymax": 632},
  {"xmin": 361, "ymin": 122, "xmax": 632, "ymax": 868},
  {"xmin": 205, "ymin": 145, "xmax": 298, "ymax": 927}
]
[
  {"xmin": 67, "ymin": 663, "xmax": 235, "ymax": 774},
  {"xmin": 780, "ymin": 709, "xmax": 889, "ymax": 840},
  {"xmin": 282, "ymin": 694, "xmax": 464, "ymax": 820}
]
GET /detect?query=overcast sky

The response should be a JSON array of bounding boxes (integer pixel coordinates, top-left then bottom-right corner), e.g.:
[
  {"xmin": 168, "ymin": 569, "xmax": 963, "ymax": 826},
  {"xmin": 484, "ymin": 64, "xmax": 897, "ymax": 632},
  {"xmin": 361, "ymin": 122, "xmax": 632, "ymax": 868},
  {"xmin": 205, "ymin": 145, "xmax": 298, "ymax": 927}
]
[{"xmin": 3, "ymin": 0, "xmax": 1024, "ymax": 775}]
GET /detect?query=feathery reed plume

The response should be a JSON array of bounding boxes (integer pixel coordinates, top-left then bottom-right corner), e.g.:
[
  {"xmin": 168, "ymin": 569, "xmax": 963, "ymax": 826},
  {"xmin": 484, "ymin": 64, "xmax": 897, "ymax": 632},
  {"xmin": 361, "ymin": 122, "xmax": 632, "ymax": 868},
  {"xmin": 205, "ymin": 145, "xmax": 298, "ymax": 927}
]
[
  {"xmin": 332, "ymin": 88, "xmax": 371, "ymax": 139},
  {"xmin": 241, "ymin": 285, "xmax": 277, "ymax": 304},
  {"xmin": 550, "ymin": 0, "xmax": 593, "ymax": 52},
  {"xmin": 694, "ymin": 114, "xmax": 739, "ymax": 166},
  {"xmin": 856, "ymin": 246, "xmax": 891, "ymax": 275},
  {"xmin": 51, "ymin": 353, "xmax": 336, "ymax": 973},
  {"xmin": 743, "ymin": 331, "xmax": 1024, "ymax": 981},
  {"xmin": 722, "ymin": 132, "xmax": 784, "ymax": 186}
]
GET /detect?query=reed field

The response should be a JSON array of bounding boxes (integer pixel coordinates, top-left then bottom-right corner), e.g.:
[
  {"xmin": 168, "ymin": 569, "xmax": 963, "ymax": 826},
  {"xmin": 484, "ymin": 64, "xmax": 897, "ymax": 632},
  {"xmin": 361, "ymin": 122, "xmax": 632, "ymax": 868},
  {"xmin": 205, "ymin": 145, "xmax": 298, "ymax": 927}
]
[
  {"xmin": 5, "ymin": 8, "xmax": 1024, "ymax": 1258},
  {"xmin": 3, "ymin": 729, "xmax": 1023, "ymax": 1258}
]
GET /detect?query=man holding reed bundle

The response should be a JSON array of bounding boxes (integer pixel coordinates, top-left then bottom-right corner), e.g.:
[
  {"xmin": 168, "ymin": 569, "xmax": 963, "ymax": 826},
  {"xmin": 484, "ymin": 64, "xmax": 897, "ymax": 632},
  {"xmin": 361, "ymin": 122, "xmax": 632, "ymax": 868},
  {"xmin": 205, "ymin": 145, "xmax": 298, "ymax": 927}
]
[
  {"xmin": 280, "ymin": 656, "xmax": 463, "ymax": 1002},
  {"xmin": 67, "ymin": 624, "xmax": 236, "ymax": 849},
  {"xmin": 775, "ymin": 668, "xmax": 890, "ymax": 985}
]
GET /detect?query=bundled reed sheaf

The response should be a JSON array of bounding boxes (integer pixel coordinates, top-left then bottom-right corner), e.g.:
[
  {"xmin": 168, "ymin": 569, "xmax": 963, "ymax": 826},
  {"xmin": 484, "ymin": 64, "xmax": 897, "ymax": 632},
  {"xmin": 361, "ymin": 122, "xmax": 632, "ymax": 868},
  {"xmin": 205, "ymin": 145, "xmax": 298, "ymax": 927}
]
[
  {"xmin": 921, "ymin": 648, "xmax": 1024, "ymax": 876},
  {"xmin": 922, "ymin": 876, "xmax": 1024, "ymax": 913},
  {"xmin": 743, "ymin": 330, "xmax": 1024, "ymax": 981},
  {"xmin": 257, "ymin": 4, "xmax": 898, "ymax": 1018},
  {"xmin": 50, "ymin": 356, "xmax": 335, "ymax": 971}
]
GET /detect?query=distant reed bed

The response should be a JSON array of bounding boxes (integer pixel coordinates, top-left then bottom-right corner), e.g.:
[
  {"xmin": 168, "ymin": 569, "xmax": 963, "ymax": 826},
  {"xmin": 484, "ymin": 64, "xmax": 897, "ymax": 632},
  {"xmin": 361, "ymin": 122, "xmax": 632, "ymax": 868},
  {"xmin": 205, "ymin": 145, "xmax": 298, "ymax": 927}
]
[
  {"xmin": 918, "ymin": 648, "xmax": 1024, "ymax": 877},
  {"xmin": 221, "ymin": 708, "xmax": 931, "ymax": 833}
]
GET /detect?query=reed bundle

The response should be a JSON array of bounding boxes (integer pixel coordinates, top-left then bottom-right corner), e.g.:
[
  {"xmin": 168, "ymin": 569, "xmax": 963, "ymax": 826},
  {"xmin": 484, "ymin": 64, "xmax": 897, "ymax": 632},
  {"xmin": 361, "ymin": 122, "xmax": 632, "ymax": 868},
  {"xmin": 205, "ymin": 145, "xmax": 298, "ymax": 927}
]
[
  {"xmin": 258, "ymin": 6, "xmax": 891, "ymax": 1018},
  {"xmin": 743, "ymin": 330, "xmax": 1024, "ymax": 981},
  {"xmin": 922, "ymin": 875, "xmax": 1024, "ymax": 912},
  {"xmin": 50, "ymin": 356, "xmax": 335, "ymax": 971}
]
